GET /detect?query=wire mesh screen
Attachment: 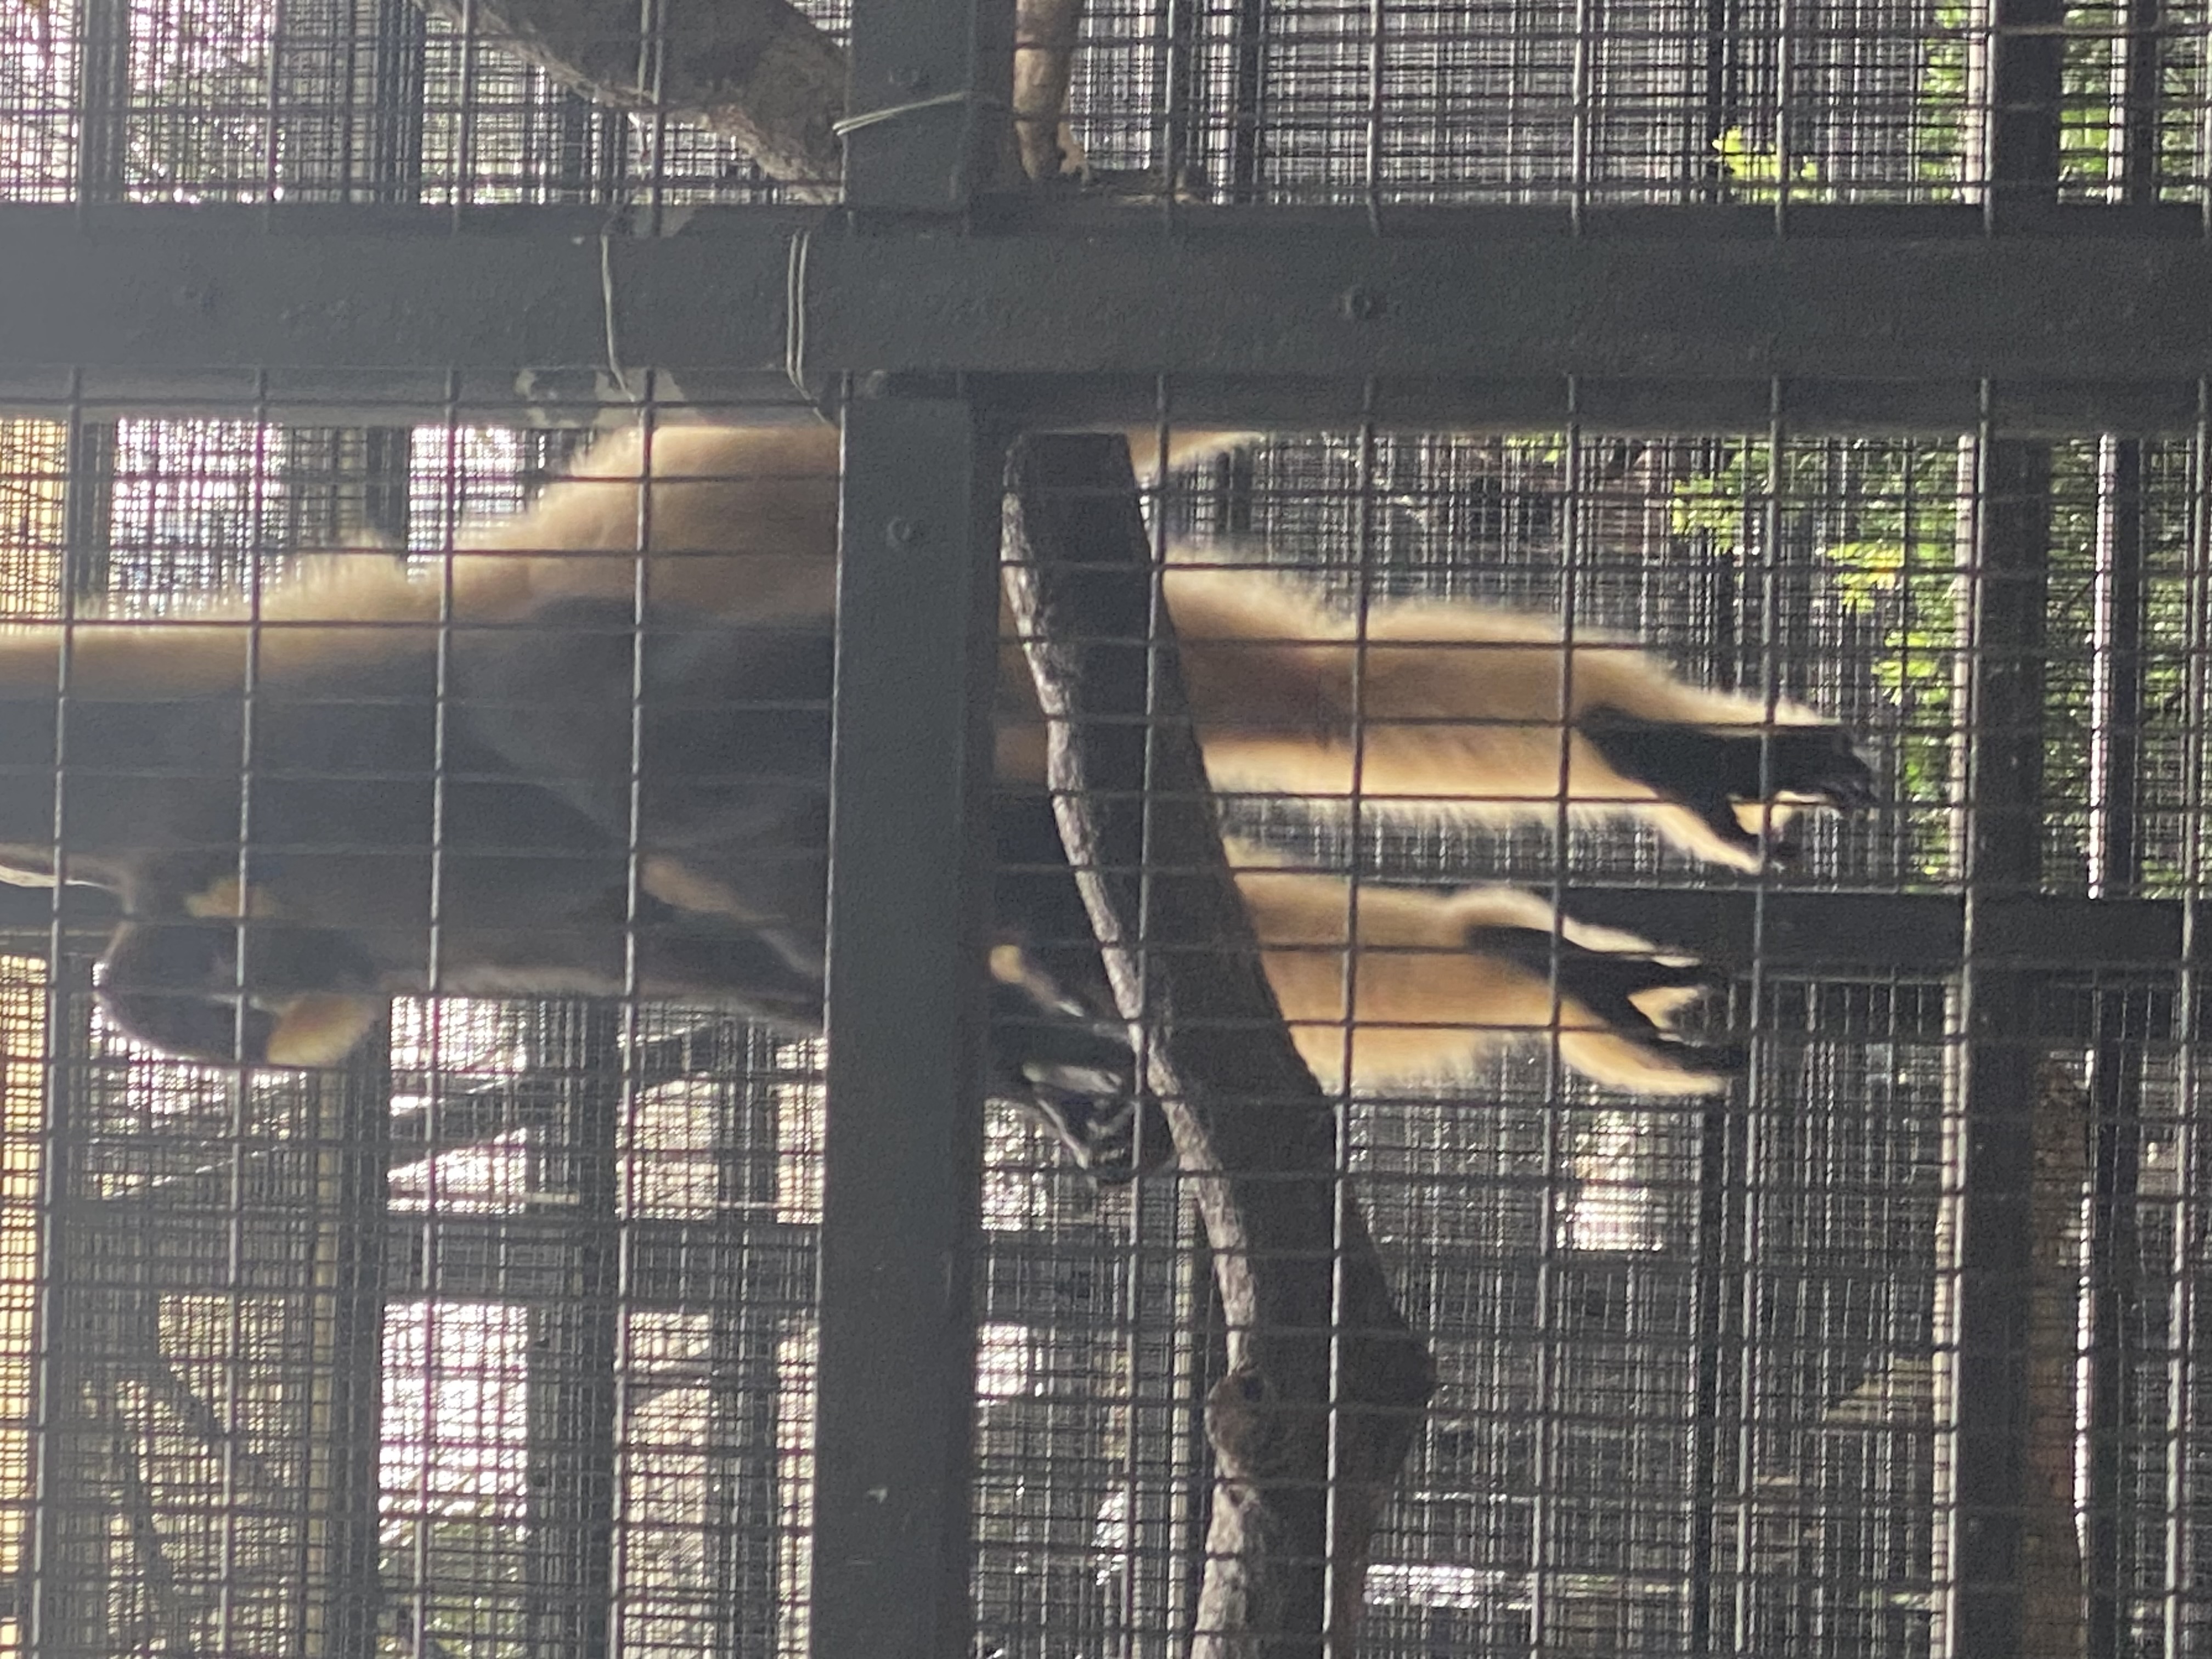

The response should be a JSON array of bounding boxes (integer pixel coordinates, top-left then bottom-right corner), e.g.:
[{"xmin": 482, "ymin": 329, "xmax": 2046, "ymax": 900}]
[
  {"xmin": 3, "ymin": 0, "xmax": 2210, "ymax": 206},
  {"xmin": 0, "ymin": 398, "xmax": 2199, "ymax": 1654},
  {"xmin": 0, "ymin": 0, "xmax": 2210, "ymax": 1640},
  {"xmin": 1058, "ymin": 0, "xmax": 2209, "ymax": 204}
]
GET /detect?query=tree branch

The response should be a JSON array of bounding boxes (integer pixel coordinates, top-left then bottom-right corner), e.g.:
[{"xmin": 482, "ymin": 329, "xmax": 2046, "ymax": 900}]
[
  {"xmin": 413, "ymin": 0, "xmax": 1103, "ymax": 197},
  {"xmin": 1002, "ymin": 435, "xmax": 1435, "ymax": 1655},
  {"xmin": 413, "ymin": 0, "xmax": 845, "ymax": 196}
]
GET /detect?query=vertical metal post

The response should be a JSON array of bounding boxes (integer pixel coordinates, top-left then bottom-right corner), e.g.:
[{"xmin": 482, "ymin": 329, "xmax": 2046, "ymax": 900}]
[
  {"xmin": 524, "ymin": 1009, "xmax": 622, "ymax": 1659},
  {"xmin": 2087, "ymin": 435, "xmax": 2151, "ymax": 1658},
  {"xmin": 2086, "ymin": 17, "xmax": 2161, "ymax": 1645},
  {"xmin": 811, "ymin": 0, "xmax": 1012, "ymax": 1644},
  {"xmin": 1947, "ymin": 0, "xmax": 2067, "ymax": 1644},
  {"xmin": 309, "ymin": 1046, "xmax": 396, "ymax": 1659},
  {"xmin": 711, "ymin": 1031, "xmax": 794, "ymax": 1659},
  {"xmin": 843, "ymin": 0, "xmax": 1014, "ymax": 208},
  {"xmin": 813, "ymin": 393, "xmax": 1001, "ymax": 1658},
  {"xmin": 71, "ymin": 0, "xmax": 131, "ymax": 205},
  {"xmin": 22, "ymin": 972, "xmax": 103, "ymax": 1656},
  {"xmin": 1950, "ymin": 422, "xmax": 2052, "ymax": 1658}
]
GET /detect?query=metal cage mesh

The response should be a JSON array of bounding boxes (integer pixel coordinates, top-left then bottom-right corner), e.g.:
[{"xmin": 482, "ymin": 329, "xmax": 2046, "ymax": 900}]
[{"xmin": 0, "ymin": 0, "xmax": 2207, "ymax": 1647}]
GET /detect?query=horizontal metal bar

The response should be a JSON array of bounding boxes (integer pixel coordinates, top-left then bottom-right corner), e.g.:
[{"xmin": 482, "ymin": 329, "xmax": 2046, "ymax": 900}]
[
  {"xmin": 6, "ymin": 204, "xmax": 2212, "ymax": 428},
  {"xmin": 385, "ymin": 1214, "xmax": 819, "ymax": 1306},
  {"xmin": 4, "ymin": 882, "xmax": 2200, "ymax": 977},
  {"xmin": 1551, "ymin": 887, "xmax": 2191, "ymax": 975},
  {"xmin": 69, "ymin": 1203, "xmax": 1124, "ymax": 1312},
  {"xmin": 3, "ymin": 204, "xmax": 795, "ymax": 385}
]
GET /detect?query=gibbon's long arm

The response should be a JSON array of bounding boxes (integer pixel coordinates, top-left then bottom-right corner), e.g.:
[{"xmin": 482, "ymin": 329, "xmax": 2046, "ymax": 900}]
[
  {"xmin": 1229, "ymin": 859, "xmax": 1730, "ymax": 1095},
  {"xmin": 1158, "ymin": 567, "xmax": 1877, "ymax": 870},
  {"xmin": 0, "ymin": 422, "xmax": 1870, "ymax": 885}
]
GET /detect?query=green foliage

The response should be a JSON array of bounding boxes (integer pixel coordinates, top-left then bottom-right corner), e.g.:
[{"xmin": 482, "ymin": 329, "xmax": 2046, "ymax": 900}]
[
  {"xmin": 1671, "ymin": 441, "xmax": 1962, "ymax": 876},
  {"xmin": 1917, "ymin": 2, "xmax": 1972, "ymax": 194},
  {"xmin": 1713, "ymin": 126, "xmax": 1824, "ymax": 202},
  {"xmin": 1917, "ymin": 0, "xmax": 2204, "ymax": 204}
]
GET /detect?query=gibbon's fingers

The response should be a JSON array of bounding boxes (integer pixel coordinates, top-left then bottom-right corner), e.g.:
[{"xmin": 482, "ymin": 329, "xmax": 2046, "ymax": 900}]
[
  {"xmin": 1580, "ymin": 709, "xmax": 1880, "ymax": 867},
  {"xmin": 1231, "ymin": 861, "xmax": 1737, "ymax": 1096}
]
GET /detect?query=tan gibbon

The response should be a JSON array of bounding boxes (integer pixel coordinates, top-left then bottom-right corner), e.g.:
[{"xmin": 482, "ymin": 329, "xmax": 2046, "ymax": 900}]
[{"xmin": 0, "ymin": 424, "xmax": 1872, "ymax": 1172}]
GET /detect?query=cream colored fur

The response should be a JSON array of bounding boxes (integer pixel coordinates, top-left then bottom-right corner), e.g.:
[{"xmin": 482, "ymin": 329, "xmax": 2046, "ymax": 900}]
[
  {"xmin": 1228, "ymin": 851, "xmax": 1722, "ymax": 1096},
  {"xmin": 0, "ymin": 421, "xmax": 1833, "ymax": 1095}
]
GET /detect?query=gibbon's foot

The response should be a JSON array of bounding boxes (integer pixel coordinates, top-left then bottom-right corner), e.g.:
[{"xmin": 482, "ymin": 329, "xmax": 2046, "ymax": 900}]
[
  {"xmin": 988, "ymin": 983, "xmax": 1174, "ymax": 1182},
  {"xmin": 1577, "ymin": 707, "xmax": 1878, "ymax": 862},
  {"xmin": 1465, "ymin": 922, "xmax": 1743, "ymax": 1088},
  {"xmin": 1020, "ymin": 1083, "xmax": 1175, "ymax": 1185}
]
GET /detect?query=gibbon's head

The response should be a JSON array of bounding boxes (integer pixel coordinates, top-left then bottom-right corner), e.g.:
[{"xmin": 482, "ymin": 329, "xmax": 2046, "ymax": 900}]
[{"xmin": 95, "ymin": 878, "xmax": 384, "ymax": 1069}]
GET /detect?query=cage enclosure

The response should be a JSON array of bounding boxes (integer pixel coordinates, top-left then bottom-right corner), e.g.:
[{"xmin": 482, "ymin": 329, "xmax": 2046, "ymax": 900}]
[{"xmin": 0, "ymin": 0, "xmax": 2206, "ymax": 1652}]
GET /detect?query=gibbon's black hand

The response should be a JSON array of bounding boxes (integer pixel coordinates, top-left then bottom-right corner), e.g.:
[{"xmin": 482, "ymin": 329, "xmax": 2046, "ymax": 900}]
[
  {"xmin": 1576, "ymin": 707, "xmax": 1878, "ymax": 863},
  {"xmin": 1463, "ymin": 923, "xmax": 1739, "ymax": 1083}
]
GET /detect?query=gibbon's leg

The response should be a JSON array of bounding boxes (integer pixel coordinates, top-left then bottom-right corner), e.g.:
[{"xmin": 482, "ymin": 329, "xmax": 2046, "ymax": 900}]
[
  {"xmin": 93, "ymin": 907, "xmax": 385, "ymax": 1068},
  {"xmin": 1229, "ymin": 858, "xmax": 1739, "ymax": 1095},
  {"xmin": 1012, "ymin": 0, "xmax": 1087, "ymax": 183},
  {"xmin": 451, "ymin": 592, "xmax": 836, "ymax": 977},
  {"xmin": 116, "ymin": 853, "xmax": 1158, "ymax": 1180},
  {"xmin": 92, "ymin": 883, "xmax": 838, "ymax": 1069},
  {"xmin": 1159, "ymin": 562, "xmax": 1875, "ymax": 872}
]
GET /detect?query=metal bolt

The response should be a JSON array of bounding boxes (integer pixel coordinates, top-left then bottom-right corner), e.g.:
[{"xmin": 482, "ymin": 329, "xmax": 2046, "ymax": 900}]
[
  {"xmin": 885, "ymin": 516, "xmax": 924, "ymax": 549},
  {"xmin": 888, "ymin": 67, "xmax": 930, "ymax": 94},
  {"xmin": 1339, "ymin": 285, "xmax": 1385, "ymax": 321}
]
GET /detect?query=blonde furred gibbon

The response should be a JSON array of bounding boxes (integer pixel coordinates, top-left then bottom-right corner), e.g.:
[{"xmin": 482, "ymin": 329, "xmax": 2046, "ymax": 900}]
[{"xmin": 0, "ymin": 420, "xmax": 1846, "ymax": 1096}]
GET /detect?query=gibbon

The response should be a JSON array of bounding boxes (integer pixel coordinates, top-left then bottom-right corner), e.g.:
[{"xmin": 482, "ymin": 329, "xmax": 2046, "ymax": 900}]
[{"xmin": 0, "ymin": 423, "xmax": 1874, "ymax": 1171}]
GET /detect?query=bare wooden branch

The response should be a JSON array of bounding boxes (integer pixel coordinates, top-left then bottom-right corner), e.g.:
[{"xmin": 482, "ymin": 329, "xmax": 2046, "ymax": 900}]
[
  {"xmin": 2023, "ymin": 1057, "xmax": 2089, "ymax": 1658},
  {"xmin": 412, "ymin": 0, "xmax": 1097, "ymax": 195},
  {"xmin": 1003, "ymin": 435, "xmax": 1436, "ymax": 1655},
  {"xmin": 413, "ymin": 0, "xmax": 845, "ymax": 196}
]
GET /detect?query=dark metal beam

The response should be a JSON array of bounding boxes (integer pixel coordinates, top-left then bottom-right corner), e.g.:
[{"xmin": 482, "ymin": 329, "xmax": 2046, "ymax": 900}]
[
  {"xmin": 1950, "ymin": 431, "xmax": 2056, "ymax": 1657},
  {"xmin": 1949, "ymin": 0, "xmax": 2073, "ymax": 1633},
  {"xmin": 10, "ymin": 205, "xmax": 2212, "ymax": 425},
  {"xmin": 812, "ymin": 392, "xmax": 998, "ymax": 1657},
  {"xmin": 1554, "ymin": 887, "xmax": 2193, "ymax": 976}
]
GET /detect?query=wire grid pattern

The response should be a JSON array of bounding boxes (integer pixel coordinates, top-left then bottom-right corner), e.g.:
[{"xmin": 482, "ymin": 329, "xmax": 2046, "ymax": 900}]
[
  {"xmin": 1141, "ymin": 432, "xmax": 1955, "ymax": 1655},
  {"xmin": 0, "ymin": 397, "xmax": 2196, "ymax": 1653},
  {"xmin": 0, "ymin": 0, "xmax": 840, "ymax": 203},
  {"xmin": 1059, "ymin": 0, "xmax": 2212, "ymax": 204},
  {"xmin": 2, "ymin": 0, "xmax": 2210, "ymax": 205},
  {"xmin": 0, "ymin": 0, "xmax": 2202, "ymax": 1652}
]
